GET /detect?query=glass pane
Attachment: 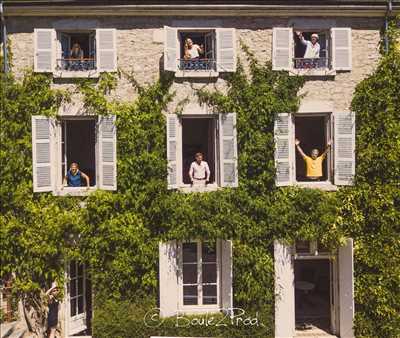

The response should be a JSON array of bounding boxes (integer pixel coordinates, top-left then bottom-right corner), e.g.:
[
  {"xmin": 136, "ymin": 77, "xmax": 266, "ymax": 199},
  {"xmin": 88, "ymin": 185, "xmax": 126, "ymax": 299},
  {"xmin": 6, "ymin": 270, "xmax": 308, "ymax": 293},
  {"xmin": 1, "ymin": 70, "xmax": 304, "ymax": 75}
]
[
  {"xmin": 70, "ymin": 261, "xmax": 77, "ymax": 278},
  {"xmin": 202, "ymin": 242, "xmax": 217, "ymax": 262},
  {"xmin": 70, "ymin": 298, "xmax": 76, "ymax": 317},
  {"xmin": 202, "ymin": 263, "xmax": 217, "ymax": 283},
  {"xmin": 296, "ymin": 241, "xmax": 310, "ymax": 253},
  {"xmin": 203, "ymin": 285, "xmax": 217, "ymax": 305},
  {"xmin": 183, "ymin": 285, "xmax": 198, "ymax": 305},
  {"xmin": 78, "ymin": 264, "xmax": 84, "ymax": 277},
  {"xmin": 78, "ymin": 295, "xmax": 84, "ymax": 314},
  {"xmin": 183, "ymin": 264, "xmax": 197, "ymax": 284},
  {"xmin": 183, "ymin": 243, "xmax": 197, "ymax": 263},
  {"xmin": 70, "ymin": 279, "xmax": 77, "ymax": 297},
  {"xmin": 78, "ymin": 277, "xmax": 84, "ymax": 295}
]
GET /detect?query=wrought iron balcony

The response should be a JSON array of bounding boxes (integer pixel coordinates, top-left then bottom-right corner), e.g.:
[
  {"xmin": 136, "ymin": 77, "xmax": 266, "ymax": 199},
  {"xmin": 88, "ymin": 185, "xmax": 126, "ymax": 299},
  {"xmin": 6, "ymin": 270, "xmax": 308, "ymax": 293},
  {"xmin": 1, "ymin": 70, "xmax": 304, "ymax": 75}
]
[
  {"xmin": 294, "ymin": 57, "xmax": 329, "ymax": 69},
  {"xmin": 56, "ymin": 58, "xmax": 96, "ymax": 71},
  {"xmin": 178, "ymin": 58, "xmax": 216, "ymax": 71}
]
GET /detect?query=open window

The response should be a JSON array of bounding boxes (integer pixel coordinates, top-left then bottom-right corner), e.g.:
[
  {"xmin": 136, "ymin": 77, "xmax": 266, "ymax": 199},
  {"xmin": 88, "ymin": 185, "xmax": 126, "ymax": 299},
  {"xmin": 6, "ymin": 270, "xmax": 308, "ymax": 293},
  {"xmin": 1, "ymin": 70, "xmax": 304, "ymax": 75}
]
[
  {"xmin": 164, "ymin": 26, "xmax": 236, "ymax": 76},
  {"xmin": 167, "ymin": 113, "xmax": 238, "ymax": 191},
  {"xmin": 31, "ymin": 115, "xmax": 117, "ymax": 195},
  {"xmin": 274, "ymin": 111, "xmax": 355, "ymax": 189},
  {"xmin": 34, "ymin": 28, "xmax": 116, "ymax": 76},
  {"xmin": 272, "ymin": 27, "xmax": 351, "ymax": 74},
  {"xmin": 159, "ymin": 240, "xmax": 232, "ymax": 317}
]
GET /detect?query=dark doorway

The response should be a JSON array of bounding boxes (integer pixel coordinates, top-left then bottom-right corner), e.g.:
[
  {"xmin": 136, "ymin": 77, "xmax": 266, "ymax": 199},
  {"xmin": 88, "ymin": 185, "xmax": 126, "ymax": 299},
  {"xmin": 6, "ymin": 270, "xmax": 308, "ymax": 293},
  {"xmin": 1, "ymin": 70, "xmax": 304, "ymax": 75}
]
[
  {"xmin": 295, "ymin": 116, "xmax": 329, "ymax": 182},
  {"xmin": 294, "ymin": 259, "xmax": 331, "ymax": 332},
  {"xmin": 182, "ymin": 118, "xmax": 216, "ymax": 184},
  {"xmin": 62, "ymin": 119, "xmax": 96, "ymax": 186}
]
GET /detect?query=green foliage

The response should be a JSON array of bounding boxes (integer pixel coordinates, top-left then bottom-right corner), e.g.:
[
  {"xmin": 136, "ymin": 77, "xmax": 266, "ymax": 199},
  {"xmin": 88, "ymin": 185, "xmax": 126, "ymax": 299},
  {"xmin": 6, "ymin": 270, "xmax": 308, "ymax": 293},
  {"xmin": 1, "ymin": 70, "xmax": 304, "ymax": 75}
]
[{"xmin": 1, "ymin": 38, "xmax": 399, "ymax": 337}]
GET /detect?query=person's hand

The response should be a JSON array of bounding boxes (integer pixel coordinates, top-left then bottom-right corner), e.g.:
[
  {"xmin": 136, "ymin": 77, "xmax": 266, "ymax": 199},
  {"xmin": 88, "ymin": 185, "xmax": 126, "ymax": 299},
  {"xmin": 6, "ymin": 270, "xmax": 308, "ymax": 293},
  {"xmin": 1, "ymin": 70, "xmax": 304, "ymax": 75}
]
[
  {"xmin": 295, "ymin": 139, "xmax": 300, "ymax": 146},
  {"xmin": 327, "ymin": 140, "xmax": 332, "ymax": 147},
  {"xmin": 296, "ymin": 31, "xmax": 301, "ymax": 36}
]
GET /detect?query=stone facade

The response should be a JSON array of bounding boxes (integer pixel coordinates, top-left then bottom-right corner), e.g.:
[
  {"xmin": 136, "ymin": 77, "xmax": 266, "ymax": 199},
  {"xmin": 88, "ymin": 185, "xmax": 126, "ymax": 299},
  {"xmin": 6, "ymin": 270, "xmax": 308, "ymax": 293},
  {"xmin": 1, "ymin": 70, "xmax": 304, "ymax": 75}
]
[{"xmin": 6, "ymin": 16, "xmax": 382, "ymax": 113}]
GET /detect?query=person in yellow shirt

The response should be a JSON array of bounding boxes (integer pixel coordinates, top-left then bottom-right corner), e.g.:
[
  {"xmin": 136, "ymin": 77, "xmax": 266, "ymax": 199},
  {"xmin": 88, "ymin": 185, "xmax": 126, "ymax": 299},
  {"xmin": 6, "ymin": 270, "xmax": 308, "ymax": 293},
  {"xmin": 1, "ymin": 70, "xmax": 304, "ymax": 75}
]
[{"xmin": 295, "ymin": 139, "xmax": 331, "ymax": 180}]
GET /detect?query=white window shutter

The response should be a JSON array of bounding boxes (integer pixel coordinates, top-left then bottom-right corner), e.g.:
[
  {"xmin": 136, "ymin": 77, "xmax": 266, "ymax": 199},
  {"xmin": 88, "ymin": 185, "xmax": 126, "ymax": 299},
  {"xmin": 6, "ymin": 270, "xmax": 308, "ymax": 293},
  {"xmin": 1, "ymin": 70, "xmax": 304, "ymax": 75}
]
[
  {"xmin": 216, "ymin": 28, "xmax": 236, "ymax": 72},
  {"xmin": 274, "ymin": 113, "xmax": 293, "ymax": 186},
  {"xmin": 159, "ymin": 241, "xmax": 179, "ymax": 318},
  {"xmin": 98, "ymin": 115, "xmax": 117, "ymax": 190},
  {"xmin": 220, "ymin": 240, "xmax": 233, "ymax": 313},
  {"xmin": 96, "ymin": 29, "xmax": 117, "ymax": 72},
  {"xmin": 34, "ymin": 29, "xmax": 55, "ymax": 72},
  {"xmin": 339, "ymin": 239, "xmax": 355, "ymax": 338},
  {"xmin": 272, "ymin": 27, "xmax": 293, "ymax": 71},
  {"xmin": 274, "ymin": 241, "xmax": 295, "ymax": 338},
  {"xmin": 331, "ymin": 28, "xmax": 352, "ymax": 71},
  {"xmin": 32, "ymin": 116, "xmax": 54, "ymax": 192},
  {"xmin": 164, "ymin": 26, "xmax": 178, "ymax": 72},
  {"xmin": 167, "ymin": 114, "xmax": 178, "ymax": 189},
  {"xmin": 219, "ymin": 113, "xmax": 238, "ymax": 187},
  {"xmin": 334, "ymin": 111, "xmax": 355, "ymax": 186}
]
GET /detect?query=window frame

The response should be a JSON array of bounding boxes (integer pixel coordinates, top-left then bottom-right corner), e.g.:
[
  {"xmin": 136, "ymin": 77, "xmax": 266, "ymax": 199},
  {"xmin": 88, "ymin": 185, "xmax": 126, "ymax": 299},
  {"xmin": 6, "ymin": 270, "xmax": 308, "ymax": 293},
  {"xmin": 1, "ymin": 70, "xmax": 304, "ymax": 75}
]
[{"xmin": 177, "ymin": 240, "xmax": 221, "ymax": 312}]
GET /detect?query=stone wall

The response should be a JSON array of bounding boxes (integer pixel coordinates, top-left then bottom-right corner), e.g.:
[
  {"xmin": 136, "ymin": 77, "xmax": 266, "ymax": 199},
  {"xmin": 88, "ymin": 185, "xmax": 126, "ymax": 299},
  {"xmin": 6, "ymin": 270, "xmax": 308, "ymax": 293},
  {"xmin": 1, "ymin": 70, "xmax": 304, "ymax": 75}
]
[{"xmin": 6, "ymin": 16, "xmax": 382, "ymax": 112}]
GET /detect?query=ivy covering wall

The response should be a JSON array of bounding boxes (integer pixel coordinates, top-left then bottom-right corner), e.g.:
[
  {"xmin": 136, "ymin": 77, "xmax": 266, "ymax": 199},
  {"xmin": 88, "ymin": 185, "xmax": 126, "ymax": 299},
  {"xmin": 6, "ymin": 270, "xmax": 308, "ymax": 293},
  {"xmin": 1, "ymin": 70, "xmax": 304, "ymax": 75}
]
[{"xmin": 1, "ymin": 25, "xmax": 399, "ymax": 337}]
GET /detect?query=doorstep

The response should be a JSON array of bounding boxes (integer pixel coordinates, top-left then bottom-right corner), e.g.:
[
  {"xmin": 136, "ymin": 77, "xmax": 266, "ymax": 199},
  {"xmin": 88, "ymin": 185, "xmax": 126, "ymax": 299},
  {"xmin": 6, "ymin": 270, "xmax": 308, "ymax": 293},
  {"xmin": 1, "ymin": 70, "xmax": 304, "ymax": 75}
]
[{"xmin": 296, "ymin": 326, "xmax": 337, "ymax": 338}]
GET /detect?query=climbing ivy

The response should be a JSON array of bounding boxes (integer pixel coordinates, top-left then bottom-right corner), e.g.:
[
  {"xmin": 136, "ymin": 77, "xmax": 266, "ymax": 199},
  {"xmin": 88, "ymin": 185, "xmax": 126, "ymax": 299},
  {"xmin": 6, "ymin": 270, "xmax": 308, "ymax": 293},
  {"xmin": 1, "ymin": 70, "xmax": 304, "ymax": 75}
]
[{"xmin": 1, "ymin": 32, "xmax": 399, "ymax": 337}]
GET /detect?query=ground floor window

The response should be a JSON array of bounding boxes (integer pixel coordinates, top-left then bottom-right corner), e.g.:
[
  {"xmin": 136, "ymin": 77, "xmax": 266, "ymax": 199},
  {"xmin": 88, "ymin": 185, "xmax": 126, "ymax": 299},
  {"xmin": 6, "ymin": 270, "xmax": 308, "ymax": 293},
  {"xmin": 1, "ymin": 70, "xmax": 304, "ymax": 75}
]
[
  {"xmin": 61, "ymin": 119, "xmax": 96, "ymax": 187},
  {"xmin": 182, "ymin": 242, "xmax": 218, "ymax": 306}
]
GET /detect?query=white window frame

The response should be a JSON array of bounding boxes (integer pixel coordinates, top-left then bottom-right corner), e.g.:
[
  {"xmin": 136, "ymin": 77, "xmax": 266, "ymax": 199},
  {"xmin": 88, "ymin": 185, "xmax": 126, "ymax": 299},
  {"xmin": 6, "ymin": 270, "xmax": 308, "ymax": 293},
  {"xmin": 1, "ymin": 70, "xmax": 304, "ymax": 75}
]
[{"xmin": 177, "ymin": 240, "xmax": 221, "ymax": 313}]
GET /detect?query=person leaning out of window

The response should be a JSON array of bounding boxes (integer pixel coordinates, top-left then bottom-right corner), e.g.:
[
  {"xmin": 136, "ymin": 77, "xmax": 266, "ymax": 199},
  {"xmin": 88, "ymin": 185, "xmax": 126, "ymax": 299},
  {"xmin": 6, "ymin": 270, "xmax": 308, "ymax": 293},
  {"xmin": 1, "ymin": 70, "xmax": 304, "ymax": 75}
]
[
  {"xmin": 69, "ymin": 43, "xmax": 84, "ymax": 70},
  {"xmin": 296, "ymin": 31, "xmax": 320, "ymax": 58},
  {"xmin": 184, "ymin": 38, "xmax": 204, "ymax": 60},
  {"xmin": 62, "ymin": 162, "xmax": 90, "ymax": 190}
]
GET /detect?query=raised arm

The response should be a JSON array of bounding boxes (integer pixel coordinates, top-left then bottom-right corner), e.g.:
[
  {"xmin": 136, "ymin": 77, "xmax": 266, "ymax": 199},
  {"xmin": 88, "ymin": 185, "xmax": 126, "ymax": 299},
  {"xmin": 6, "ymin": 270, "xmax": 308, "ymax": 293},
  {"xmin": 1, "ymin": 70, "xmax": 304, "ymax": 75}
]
[
  {"xmin": 321, "ymin": 140, "xmax": 332, "ymax": 158},
  {"xmin": 295, "ymin": 139, "xmax": 307, "ymax": 159},
  {"xmin": 296, "ymin": 31, "xmax": 308, "ymax": 46},
  {"xmin": 81, "ymin": 171, "xmax": 90, "ymax": 188}
]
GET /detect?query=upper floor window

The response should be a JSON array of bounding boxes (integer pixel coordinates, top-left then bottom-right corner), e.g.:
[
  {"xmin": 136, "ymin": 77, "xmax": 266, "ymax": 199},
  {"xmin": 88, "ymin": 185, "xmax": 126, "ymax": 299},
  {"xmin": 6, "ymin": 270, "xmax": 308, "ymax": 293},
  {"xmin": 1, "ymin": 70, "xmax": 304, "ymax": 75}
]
[
  {"xmin": 34, "ymin": 28, "xmax": 117, "ymax": 77},
  {"xmin": 167, "ymin": 113, "xmax": 238, "ymax": 191},
  {"xmin": 164, "ymin": 26, "xmax": 236, "ymax": 77},
  {"xmin": 31, "ymin": 115, "xmax": 117, "ymax": 195},
  {"xmin": 274, "ymin": 111, "xmax": 355, "ymax": 189},
  {"xmin": 272, "ymin": 27, "xmax": 352, "ymax": 75},
  {"xmin": 159, "ymin": 240, "xmax": 232, "ymax": 317}
]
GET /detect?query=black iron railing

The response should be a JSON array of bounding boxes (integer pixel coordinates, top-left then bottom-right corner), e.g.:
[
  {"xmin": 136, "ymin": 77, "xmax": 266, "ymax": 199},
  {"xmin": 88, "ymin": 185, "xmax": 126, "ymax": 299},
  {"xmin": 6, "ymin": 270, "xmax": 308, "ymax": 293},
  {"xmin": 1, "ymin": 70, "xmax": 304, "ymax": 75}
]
[
  {"xmin": 56, "ymin": 58, "xmax": 96, "ymax": 71},
  {"xmin": 294, "ymin": 57, "xmax": 328, "ymax": 69},
  {"xmin": 178, "ymin": 58, "xmax": 216, "ymax": 71}
]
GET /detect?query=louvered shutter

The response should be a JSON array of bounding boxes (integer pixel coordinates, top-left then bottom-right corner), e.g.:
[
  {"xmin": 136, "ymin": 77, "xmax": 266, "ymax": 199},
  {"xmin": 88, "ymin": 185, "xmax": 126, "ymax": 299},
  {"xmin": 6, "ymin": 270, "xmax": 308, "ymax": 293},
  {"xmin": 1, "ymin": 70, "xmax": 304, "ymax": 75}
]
[
  {"xmin": 220, "ymin": 240, "xmax": 233, "ymax": 313},
  {"xmin": 216, "ymin": 28, "xmax": 236, "ymax": 72},
  {"xmin": 159, "ymin": 241, "xmax": 179, "ymax": 318},
  {"xmin": 274, "ymin": 113, "xmax": 293, "ymax": 186},
  {"xmin": 98, "ymin": 115, "xmax": 117, "ymax": 190},
  {"xmin": 334, "ymin": 111, "xmax": 355, "ymax": 185},
  {"xmin": 164, "ymin": 26, "xmax": 178, "ymax": 72},
  {"xmin": 167, "ymin": 114, "xmax": 178, "ymax": 189},
  {"xmin": 272, "ymin": 27, "xmax": 293, "ymax": 71},
  {"xmin": 339, "ymin": 239, "xmax": 355, "ymax": 338},
  {"xmin": 96, "ymin": 29, "xmax": 117, "ymax": 72},
  {"xmin": 219, "ymin": 113, "xmax": 238, "ymax": 187},
  {"xmin": 331, "ymin": 28, "xmax": 352, "ymax": 71},
  {"xmin": 274, "ymin": 241, "xmax": 295, "ymax": 338},
  {"xmin": 34, "ymin": 29, "xmax": 55, "ymax": 72},
  {"xmin": 32, "ymin": 116, "xmax": 54, "ymax": 192}
]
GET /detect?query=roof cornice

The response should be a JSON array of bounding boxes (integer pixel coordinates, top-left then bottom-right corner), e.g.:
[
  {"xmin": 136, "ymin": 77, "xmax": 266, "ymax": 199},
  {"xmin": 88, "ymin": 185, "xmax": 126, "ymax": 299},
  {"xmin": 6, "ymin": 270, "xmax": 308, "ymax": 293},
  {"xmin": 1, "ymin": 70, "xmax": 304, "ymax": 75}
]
[{"xmin": 4, "ymin": 4, "xmax": 399, "ymax": 17}]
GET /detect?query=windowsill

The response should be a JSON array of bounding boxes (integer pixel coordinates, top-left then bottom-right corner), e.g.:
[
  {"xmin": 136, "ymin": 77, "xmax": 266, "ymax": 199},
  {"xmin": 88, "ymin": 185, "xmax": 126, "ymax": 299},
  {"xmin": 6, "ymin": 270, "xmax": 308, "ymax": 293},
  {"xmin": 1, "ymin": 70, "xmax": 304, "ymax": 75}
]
[
  {"xmin": 178, "ymin": 305, "xmax": 221, "ymax": 315},
  {"xmin": 294, "ymin": 181, "xmax": 337, "ymax": 191},
  {"xmin": 289, "ymin": 68, "xmax": 336, "ymax": 76},
  {"xmin": 53, "ymin": 70, "xmax": 100, "ymax": 78},
  {"xmin": 54, "ymin": 187, "xmax": 97, "ymax": 196},
  {"xmin": 178, "ymin": 183, "xmax": 219, "ymax": 193},
  {"xmin": 175, "ymin": 70, "xmax": 219, "ymax": 78}
]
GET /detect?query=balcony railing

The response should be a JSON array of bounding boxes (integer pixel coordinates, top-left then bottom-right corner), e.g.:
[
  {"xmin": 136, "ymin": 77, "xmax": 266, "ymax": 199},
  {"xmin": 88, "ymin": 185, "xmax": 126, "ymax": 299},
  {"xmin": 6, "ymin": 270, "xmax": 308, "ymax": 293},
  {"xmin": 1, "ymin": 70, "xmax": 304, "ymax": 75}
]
[
  {"xmin": 56, "ymin": 58, "xmax": 96, "ymax": 71},
  {"xmin": 294, "ymin": 57, "xmax": 328, "ymax": 69},
  {"xmin": 178, "ymin": 58, "xmax": 216, "ymax": 71}
]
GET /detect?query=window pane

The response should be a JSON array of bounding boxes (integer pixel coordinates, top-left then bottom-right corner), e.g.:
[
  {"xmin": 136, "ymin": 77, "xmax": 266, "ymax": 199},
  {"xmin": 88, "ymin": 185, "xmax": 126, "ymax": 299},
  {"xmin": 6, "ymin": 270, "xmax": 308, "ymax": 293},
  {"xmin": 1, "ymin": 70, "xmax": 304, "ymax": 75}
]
[
  {"xmin": 183, "ymin": 264, "xmax": 197, "ymax": 284},
  {"xmin": 70, "ymin": 298, "xmax": 76, "ymax": 317},
  {"xmin": 296, "ymin": 240, "xmax": 310, "ymax": 253},
  {"xmin": 78, "ymin": 277, "xmax": 84, "ymax": 295},
  {"xmin": 203, "ymin": 285, "xmax": 217, "ymax": 305},
  {"xmin": 70, "ymin": 279, "xmax": 77, "ymax": 297},
  {"xmin": 78, "ymin": 295, "xmax": 84, "ymax": 314},
  {"xmin": 202, "ymin": 242, "xmax": 217, "ymax": 262},
  {"xmin": 202, "ymin": 263, "xmax": 217, "ymax": 283},
  {"xmin": 183, "ymin": 243, "xmax": 197, "ymax": 263},
  {"xmin": 183, "ymin": 285, "xmax": 198, "ymax": 305}
]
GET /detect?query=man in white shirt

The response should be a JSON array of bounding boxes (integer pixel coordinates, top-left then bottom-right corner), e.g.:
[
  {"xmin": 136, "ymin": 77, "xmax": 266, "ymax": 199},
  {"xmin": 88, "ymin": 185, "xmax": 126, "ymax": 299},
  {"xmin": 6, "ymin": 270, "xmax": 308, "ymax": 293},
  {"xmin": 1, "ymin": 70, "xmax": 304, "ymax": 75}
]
[
  {"xmin": 296, "ymin": 32, "xmax": 320, "ymax": 58},
  {"xmin": 184, "ymin": 38, "xmax": 204, "ymax": 60},
  {"xmin": 189, "ymin": 152, "xmax": 210, "ymax": 186}
]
